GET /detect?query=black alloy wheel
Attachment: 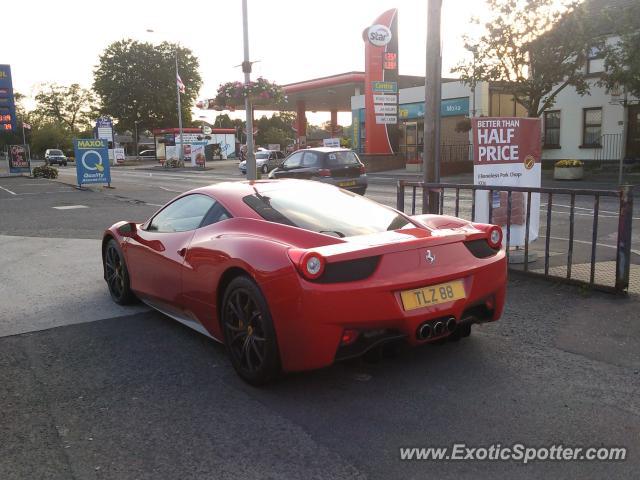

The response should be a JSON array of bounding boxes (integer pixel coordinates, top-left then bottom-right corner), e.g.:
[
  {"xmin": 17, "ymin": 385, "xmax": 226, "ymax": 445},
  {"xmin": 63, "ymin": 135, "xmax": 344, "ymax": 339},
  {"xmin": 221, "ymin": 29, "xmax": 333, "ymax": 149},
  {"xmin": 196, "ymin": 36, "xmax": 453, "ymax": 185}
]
[
  {"xmin": 104, "ymin": 239, "xmax": 136, "ymax": 305},
  {"xmin": 222, "ymin": 276, "xmax": 280, "ymax": 385}
]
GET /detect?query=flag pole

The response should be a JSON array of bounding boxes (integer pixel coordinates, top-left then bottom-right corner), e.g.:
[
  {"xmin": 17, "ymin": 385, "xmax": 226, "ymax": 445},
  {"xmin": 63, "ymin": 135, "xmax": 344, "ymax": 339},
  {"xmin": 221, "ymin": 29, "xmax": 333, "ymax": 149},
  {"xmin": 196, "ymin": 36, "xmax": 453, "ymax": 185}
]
[
  {"xmin": 175, "ymin": 50, "xmax": 184, "ymax": 165},
  {"xmin": 22, "ymin": 122, "xmax": 32, "ymax": 176}
]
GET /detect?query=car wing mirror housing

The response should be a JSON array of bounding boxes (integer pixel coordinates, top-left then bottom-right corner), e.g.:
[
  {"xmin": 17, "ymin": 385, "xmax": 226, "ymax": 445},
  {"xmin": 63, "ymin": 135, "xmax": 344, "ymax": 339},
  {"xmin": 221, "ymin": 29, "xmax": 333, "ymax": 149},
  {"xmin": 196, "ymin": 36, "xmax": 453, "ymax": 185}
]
[{"xmin": 117, "ymin": 222, "xmax": 138, "ymax": 238}]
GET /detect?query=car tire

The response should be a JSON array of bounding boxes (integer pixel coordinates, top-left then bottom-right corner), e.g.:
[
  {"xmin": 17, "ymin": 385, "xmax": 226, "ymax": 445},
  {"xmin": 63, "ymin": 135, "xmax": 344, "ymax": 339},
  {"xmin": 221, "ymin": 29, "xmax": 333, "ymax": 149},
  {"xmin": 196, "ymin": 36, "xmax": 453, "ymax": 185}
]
[
  {"xmin": 261, "ymin": 164, "xmax": 268, "ymax": 174},
  {"xmin": 63, "ymin": 162, "xmax": 67, "ymax": 167},
  {"xmin": 104, "ymin": 239, "xmax": 137, "ymax": 305},
  {"xmin": 221, "ymin": 276, "xmax": 281, "ymax": 385}
]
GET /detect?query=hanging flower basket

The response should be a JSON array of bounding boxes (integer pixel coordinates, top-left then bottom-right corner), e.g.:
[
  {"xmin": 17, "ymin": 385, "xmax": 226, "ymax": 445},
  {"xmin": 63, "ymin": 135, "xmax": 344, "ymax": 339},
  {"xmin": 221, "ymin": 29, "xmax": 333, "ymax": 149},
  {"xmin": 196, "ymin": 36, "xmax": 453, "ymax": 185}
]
[{"xmin": 214, "ymin": 77, "xmax": 285, "ymax": 109}]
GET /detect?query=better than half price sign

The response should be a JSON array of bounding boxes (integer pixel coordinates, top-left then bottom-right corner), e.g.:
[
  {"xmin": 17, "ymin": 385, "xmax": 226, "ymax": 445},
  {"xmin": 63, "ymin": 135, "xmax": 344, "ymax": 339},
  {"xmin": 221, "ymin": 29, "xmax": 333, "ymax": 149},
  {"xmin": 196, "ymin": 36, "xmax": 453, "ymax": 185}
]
[{"xmin": 472, "ymin": 117, "xmax": 542, "ymax": 247}]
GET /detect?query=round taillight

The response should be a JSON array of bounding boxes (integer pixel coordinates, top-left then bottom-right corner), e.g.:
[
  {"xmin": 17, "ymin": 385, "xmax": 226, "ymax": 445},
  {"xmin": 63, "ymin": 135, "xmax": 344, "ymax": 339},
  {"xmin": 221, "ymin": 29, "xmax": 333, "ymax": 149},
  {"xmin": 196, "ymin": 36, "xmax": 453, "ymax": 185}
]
[
  {"xmin": 300, "ymin": 253, "xmax": 325, "ymax": 279},
  {"xmin": 488, "ymin": 226, "xmax": 503, "ymax": 249},
  {"xmin": 306, "ymin": 256, "xmax": 322, "ymax": 275}
]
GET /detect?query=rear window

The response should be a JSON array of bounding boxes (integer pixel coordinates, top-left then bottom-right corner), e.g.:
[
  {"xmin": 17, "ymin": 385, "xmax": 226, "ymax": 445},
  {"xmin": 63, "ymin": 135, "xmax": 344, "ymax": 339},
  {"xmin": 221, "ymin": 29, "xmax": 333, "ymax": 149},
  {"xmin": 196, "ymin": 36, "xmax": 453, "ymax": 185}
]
[
  {"xmin": 326, "ymin": 151, "xmax": 360, "ymax": 167},
  {"xmin": 243, "ymin": 184, "xmax": 413, "ymax": 238}
]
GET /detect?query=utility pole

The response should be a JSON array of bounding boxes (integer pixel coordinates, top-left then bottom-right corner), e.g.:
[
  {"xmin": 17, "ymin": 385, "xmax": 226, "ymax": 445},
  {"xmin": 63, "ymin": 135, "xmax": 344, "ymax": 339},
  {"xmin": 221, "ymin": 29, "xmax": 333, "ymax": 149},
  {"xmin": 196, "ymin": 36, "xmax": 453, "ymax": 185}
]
[
  {"xmin": 242, "ymin": 0, "xmax": 256, "ymax": 180},
  {"xmin": 134, "ymin": 120, "xmax": 140, "ymax": 160},
  {"xmin": 175, "ymin": 51, "xmax": 184, "ymax": 165},
  {"xmin": 423, "ymin": 0, "xmax": 442, "ymax": 214}
]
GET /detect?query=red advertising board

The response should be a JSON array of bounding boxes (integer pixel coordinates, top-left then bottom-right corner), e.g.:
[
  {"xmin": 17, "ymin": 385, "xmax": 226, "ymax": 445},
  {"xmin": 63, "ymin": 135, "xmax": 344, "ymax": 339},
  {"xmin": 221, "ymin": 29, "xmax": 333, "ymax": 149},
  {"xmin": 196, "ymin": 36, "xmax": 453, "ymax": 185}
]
[{"xmin": 472, "ymin": 117, "xmax": 542, "ymax": 247}]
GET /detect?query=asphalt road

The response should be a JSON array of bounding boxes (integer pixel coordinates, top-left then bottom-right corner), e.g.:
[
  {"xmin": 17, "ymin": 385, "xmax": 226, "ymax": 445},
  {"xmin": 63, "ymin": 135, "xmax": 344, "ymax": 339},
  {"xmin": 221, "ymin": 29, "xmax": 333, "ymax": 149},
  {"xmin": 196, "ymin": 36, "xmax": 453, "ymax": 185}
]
[{"xmin": 1, "ymin": 170, "xmax": 639, "ymax": 479}]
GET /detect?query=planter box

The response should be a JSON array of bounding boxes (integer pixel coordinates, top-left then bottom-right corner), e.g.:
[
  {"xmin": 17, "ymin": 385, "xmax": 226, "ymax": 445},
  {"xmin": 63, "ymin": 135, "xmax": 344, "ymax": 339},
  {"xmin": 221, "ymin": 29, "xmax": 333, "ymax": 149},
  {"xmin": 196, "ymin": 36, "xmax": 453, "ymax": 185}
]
[{"xmin": 554, "ymin": 166, "xmax": 583, "ymax": 180}]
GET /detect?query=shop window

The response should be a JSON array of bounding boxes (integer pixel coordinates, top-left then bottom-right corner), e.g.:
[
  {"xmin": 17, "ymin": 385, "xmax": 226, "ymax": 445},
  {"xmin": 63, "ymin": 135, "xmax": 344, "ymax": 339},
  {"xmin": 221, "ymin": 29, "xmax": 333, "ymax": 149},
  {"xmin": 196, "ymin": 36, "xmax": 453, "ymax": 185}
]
[
  {"xmin": 543, "ymin": 110, "xmax": 561, "ymax": 148},
  {"xmin": 582, "ymin": 107, "xmax": 602, "ymax": 147}
]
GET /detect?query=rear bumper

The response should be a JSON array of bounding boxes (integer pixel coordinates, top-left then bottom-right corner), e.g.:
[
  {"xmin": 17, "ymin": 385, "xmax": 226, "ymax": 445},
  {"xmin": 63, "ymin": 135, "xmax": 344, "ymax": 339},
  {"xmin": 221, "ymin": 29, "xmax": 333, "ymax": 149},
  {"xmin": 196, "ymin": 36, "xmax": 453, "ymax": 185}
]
[
  {"xmin": 318, "ymin": 175, "xmax": 367, "ymax": 194},
  {"xmin": 263, "ymin": 249, "xmax": 507, "ymax": 372}
]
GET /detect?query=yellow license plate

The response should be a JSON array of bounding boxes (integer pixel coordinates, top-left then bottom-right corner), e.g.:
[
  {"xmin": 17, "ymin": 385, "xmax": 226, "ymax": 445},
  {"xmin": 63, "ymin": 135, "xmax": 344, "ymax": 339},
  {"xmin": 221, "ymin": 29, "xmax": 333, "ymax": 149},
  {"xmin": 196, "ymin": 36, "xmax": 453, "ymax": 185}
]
[
  {"xmin": 338, "ymin": 180, "xmax": 356, "ymax": 187},
  {"xmin": 400, "ymin": 280, "xmax": 466, "ymax": 311}
]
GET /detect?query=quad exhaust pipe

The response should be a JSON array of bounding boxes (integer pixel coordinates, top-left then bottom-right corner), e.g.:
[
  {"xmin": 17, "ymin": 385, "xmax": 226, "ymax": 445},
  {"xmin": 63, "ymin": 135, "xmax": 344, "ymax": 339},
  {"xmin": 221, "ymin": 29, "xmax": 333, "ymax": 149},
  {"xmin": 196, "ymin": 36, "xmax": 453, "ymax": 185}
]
[
  {"xmin": 417, "ymin": 317, "xmax": 457, "ymax": 340},
  {"xmin": 418, "ymin": 323, "xmax": 432, "ymax": 340},
  {"xmin": 446, "ymin": 317, "xmax": 457, "ymax": 333}
]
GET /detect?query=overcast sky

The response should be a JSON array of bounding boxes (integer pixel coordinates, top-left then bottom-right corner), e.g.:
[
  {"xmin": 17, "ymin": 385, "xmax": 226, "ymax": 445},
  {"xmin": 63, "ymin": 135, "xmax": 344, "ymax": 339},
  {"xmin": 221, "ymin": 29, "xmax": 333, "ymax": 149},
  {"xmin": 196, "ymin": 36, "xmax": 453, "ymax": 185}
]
[{"xmin": 4, "ymin": 0, "xmax": 489, "ymax": 125}]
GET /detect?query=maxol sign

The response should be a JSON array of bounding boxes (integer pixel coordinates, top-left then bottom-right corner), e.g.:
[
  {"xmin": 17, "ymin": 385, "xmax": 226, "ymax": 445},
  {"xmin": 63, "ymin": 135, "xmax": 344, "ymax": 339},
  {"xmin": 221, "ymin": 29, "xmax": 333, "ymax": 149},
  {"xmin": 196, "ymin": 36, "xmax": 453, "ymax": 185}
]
[{"xmin": 74, "ymin": 139, "xmax": 111, "ymax": 186}]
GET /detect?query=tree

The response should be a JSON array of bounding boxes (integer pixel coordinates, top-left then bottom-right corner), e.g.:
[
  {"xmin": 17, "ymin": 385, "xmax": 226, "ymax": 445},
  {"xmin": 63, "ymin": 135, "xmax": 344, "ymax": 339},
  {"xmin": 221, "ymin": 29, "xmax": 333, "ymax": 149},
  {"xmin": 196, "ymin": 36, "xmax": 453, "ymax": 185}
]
[
  {"xmin": 254, "ymin": 113, "xmax": 296, "ymax": 148},
  {"xmin": 452, "ymin": 0, "xmax": 595, "ymax": 117},
  {"xmin": 600, "ymin": 3, "xmax": 640, "ymax": 99},
  {"xmin": 93, "ymin": 39, "xmax": 202, "ymax": 132},
  {"xmin": 29, "ymin": 123, "xmax": 73, "ymax": 156},
  {"xmin": 34, "ymin": 83, "xmax": 97, "ymax": 132}
]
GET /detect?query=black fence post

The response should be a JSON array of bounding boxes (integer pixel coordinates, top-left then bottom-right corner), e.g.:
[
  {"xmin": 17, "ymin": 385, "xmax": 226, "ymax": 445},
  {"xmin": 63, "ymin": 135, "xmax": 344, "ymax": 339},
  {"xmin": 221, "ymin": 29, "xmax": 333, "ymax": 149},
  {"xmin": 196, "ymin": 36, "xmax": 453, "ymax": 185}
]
[
  {"xmin": 396, "ymin": 180, "xmax": 405, "ymax": 213},
  {"xmin": 615, "ymin": 185, "xmax": 634, "ymax": 293}
]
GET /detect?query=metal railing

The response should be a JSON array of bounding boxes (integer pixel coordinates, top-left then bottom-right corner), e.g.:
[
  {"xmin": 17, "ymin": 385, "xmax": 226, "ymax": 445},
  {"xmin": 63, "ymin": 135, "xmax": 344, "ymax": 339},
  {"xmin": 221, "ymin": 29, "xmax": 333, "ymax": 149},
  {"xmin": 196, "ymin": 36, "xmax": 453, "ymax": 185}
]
[
  {"xmin": 594, "ymin": 133, "xmax": 624, "ymax": 165},
  {"xmin": 397, "ymin": 181, "xmax": 635, "ymax": 294}
]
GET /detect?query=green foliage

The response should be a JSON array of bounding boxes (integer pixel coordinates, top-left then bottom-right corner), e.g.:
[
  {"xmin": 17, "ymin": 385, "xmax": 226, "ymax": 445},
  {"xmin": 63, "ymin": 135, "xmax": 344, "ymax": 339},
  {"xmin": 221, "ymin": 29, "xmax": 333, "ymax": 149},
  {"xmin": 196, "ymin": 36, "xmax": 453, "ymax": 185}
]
[
  {"xmin": 555, "ymin": 159, "xmax": 583, "ymax": 168},
  {"xmin": 215, "ymin": 78, "xmax": 284, "ymax": 109},
  {"xmin": 600, "ymin": 3, "xmax": 640, "ymax": 99},
  {"xmin": 93, "ymin": 39, "xmax": 202, "ymax": 132},
  {"xmin": 452, "ymin": 0, "xmax": 593, "ymax": 117},
  {"xmin": 32, "ymin": 165, "xmax": 59, "ymax": 178},
  {"xmin": 254, "ymin": 113, "xmax": 296, "ymax": 148},
  {"xmin": 34, "ymin": 83, "xmax": 97, "ymax": 132},
  {"xmin": 29, "ymin": 123, "xmax": 73, "ymax": 157},
  {"xmin": 163, "ymin": 158, "xmax": 185, "ymax": 168}
]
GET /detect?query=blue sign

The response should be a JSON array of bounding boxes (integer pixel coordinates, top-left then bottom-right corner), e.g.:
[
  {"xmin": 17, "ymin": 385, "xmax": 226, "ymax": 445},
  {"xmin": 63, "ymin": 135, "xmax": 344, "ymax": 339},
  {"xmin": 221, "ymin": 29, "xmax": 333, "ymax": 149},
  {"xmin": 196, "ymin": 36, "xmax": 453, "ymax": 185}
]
[
  {"xmin": 74, "ymin": 139, "xmax": 111, "ymax": 186},
  {"xmin": 398, "ymin": 97, "xmax": 470, "ymax": 120},
  {"xmin": 440, "ymin": 97, "xmax": 469, "ymax": 117},
  {"xmin": 0, "ymin": 64, "xmax": 17, "ymax": 133},
  {"xmin": 96, "ymin": 116, "xmax": 113, "ymax": 129}
]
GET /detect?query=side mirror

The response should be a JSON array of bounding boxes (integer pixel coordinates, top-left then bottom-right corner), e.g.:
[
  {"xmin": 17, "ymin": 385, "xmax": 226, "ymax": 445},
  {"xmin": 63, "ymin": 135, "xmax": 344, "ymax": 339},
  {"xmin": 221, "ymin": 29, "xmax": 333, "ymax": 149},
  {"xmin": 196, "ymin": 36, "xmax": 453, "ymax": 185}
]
[{"xmin": 118, "ymin": 222, "xmax": 138, "ymax": 238}]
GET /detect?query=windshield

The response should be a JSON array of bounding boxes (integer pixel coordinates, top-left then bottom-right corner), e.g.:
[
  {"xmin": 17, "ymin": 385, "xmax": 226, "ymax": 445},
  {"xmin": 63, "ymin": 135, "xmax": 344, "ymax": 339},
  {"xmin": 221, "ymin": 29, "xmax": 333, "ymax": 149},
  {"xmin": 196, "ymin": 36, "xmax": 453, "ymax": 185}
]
[
  {"xmin": 255, "ymin": 152, "xmax": 270, "ymax": 159},
  {"xmin": 49, "ymin": 149, "xmax": 63, "ymax": 155},
  {"xmin": 243, "ymin": 184, "xmax": 413, "ymax": 237}
]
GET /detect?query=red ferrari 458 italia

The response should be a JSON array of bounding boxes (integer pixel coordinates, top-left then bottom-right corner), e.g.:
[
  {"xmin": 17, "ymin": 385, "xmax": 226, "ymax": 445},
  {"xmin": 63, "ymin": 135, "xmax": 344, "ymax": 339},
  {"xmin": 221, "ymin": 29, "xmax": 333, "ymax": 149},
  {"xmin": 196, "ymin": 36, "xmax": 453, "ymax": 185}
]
[{"xmin": 103, "ymin": 179, "xmax": 507, "ymax": 384}]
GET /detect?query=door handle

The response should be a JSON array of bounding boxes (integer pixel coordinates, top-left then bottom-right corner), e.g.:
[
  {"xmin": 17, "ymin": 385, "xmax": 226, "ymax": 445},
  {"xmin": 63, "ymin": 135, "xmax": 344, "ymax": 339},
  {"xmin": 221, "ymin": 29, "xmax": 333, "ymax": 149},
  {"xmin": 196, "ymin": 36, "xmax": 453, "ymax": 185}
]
[{"xmin": 177, "ymin": 247, "xmax": 187, "ymax": 257}]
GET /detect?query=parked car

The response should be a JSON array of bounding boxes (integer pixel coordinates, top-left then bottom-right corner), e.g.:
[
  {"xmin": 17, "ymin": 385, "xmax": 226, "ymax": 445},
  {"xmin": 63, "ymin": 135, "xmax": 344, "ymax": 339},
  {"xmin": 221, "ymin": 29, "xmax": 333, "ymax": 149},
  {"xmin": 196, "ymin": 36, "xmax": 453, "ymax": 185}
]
[
  {"xmin": 239, "ymin": 150, "xmax": 285, "ymax": 174},
  {"xmin": 138, "ymin": 149, "xmax": 156, "ymax": 161},
  {"xmin": 268, "ymin": 147, "xmax": 367, "ymax": 195},
  {"xmin": 103, "ymin": 179, "xmax": 507, "ymax": 384},
  {"xmin": 44, "ymin": 149, "xmax": 68, "ymax": 166}
]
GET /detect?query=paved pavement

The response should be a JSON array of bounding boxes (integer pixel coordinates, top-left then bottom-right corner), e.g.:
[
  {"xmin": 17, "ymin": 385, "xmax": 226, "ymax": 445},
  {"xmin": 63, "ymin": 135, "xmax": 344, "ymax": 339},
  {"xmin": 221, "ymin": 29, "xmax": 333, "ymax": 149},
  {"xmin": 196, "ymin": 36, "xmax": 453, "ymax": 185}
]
[{"xmin": 1, "ymin": 168, "xmax": 639, "ymax": 479}]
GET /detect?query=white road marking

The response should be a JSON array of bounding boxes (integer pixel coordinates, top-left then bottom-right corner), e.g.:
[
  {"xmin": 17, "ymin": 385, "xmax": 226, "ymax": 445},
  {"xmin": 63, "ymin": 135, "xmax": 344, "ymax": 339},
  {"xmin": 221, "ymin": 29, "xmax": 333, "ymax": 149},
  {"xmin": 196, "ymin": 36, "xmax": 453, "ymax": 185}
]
[
  {"xmin": 146, "ymin": 203, "xmax": 163, "ymax": 207},
  {"xmin": 52, "ymin": 205, "xmax": 89, "ymax": 210},
  {"xmin": 0, "ymin": 185, "xmax": 17, "ymax": 195},
  {"xmin": 158, "ymin": 186, "xmax": 182, "ymax": 192},
  {"xmin": 547, "ymin": 236, "xmax": 640, "ymax": 256}
]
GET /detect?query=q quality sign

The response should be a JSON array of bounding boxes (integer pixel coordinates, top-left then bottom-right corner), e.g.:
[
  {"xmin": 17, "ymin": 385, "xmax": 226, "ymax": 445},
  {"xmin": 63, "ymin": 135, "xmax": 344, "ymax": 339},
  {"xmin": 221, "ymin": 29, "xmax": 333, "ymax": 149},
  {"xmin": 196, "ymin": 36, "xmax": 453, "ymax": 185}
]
[
  {"xmin": 472, "ymin": 117, "xmax": 542, "ymax": 247},
  {"xmin": 74, "ymin": 138, "xmax": 111, "ymax": 186}
]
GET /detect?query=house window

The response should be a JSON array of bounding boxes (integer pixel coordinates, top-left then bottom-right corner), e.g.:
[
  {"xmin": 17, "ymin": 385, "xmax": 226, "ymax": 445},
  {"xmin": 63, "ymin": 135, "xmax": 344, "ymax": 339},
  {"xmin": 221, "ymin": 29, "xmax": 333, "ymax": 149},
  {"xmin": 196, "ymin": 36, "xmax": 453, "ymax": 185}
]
[
  {"xmin": 543, "ymin": 110, "xmax": 561, "ymax": 147},
  {"xmin": 582, "ymin": 107, "xmax": 602, "ymax": 147},
  {"xmin": 587, "ymin": 47, "xmax": 605, "ymax": 74}
]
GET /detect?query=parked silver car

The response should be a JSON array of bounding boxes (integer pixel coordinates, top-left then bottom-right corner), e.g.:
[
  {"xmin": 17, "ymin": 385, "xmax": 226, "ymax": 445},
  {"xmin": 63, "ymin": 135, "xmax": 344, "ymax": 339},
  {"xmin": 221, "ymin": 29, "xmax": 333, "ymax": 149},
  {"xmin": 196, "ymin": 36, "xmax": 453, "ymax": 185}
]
[{"xmin": 239, "ymin": 150, "xmax": 285, "ymax": 174}]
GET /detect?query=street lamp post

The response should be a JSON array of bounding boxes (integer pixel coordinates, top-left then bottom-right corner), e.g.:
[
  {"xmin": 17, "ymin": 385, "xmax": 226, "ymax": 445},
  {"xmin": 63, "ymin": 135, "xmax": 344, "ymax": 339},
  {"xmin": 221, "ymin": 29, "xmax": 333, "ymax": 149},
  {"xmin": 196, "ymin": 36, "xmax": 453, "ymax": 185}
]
[
  {"xmin": 423, "ymin": 0, "xmax": 443, "ymax": 214},
  {"xmin": 241, "ymin": 0, "xmax": 256, "ymax": 180},
  {"xmin": 145, "ymin": 29, "xmax": 184, "ymax": 165},
  {"xmin": 134, "ymin": 120, "xmax": 140, "ymax": 159}
]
